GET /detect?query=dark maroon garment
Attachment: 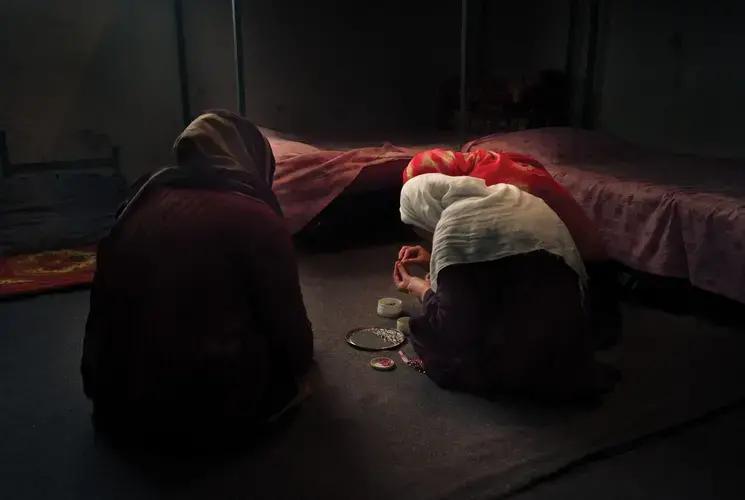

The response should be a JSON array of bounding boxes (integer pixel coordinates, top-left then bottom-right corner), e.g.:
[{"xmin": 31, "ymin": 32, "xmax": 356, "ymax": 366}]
[
  {"xmin": 409, "ymin": 251, "xmax": 616, "ymax": 402},
  {"xmin": 82, "ymin": 187, "xmax": 313, "ymax": 437}
]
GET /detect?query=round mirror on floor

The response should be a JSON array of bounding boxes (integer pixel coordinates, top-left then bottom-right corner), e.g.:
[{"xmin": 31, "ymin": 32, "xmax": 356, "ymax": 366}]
[{"xmin": 345, "ymin": 327, "xmax": 405, "ymax": 351}]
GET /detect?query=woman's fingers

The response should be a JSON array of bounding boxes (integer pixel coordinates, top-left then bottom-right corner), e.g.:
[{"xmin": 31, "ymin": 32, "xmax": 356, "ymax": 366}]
[
  {"xmin": 401, "ymin": 246, "xmax": 430, "ymax": 264},
  {"xmin": 399, "ymin": 245, "xmax": 420, "ymax": 260},
  {"xmin": 393, "ymin": 261, "xmax": 403, "ymax": 285},
  {"xmin": 400, "ymin": 246, "xmax": 415, "ymax": 260},
  {"xmin": 397, "ymin": 262, "xmax": 412, "ymax": 279},
  {"xmin": 401, "ymin": 257, "xmax": 429, "ymax": 269}
]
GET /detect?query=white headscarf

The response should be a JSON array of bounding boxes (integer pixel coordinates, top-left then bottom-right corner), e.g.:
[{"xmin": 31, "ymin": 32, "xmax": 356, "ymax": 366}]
[{"xmin": 400, "ymin": 173, "xmax": 587, "ymax": 293}]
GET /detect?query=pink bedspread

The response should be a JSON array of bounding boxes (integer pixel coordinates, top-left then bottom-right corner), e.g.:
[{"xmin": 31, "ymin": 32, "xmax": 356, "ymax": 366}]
[
  {"xmin": 465, "ymin": 128, "xmax": 745, "ymax": 304},
  {"xmin": 267, "ymin": 135, "xmax": 421, "ymax": 235}
]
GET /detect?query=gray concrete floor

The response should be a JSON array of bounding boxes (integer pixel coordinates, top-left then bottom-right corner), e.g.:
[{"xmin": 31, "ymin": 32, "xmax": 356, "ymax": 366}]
[{"xmin": 1, "ymin": 290, "xmax": 744, "ymax": 499}]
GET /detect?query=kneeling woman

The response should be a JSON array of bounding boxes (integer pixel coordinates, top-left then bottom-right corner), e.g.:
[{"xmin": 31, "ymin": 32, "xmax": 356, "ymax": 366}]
[
  {"xmin": 81, "ymin": 111, "xmax": 314, "ymax": 446},
  {"xmin": 404, "ymin": 148, "xmax": 621, "ymax": 348},
  {"xmin": 393, "ymin": 174, "xmax": 617, "ymax": 402}
]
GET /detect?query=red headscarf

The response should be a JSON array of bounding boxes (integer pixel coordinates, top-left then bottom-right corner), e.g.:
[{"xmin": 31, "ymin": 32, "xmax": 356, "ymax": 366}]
[{"xmin": 403, "ymin": 149, "xmax": 607, "ymax": 261}]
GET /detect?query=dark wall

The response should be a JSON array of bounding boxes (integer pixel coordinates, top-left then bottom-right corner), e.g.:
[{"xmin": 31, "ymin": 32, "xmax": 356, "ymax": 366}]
[
  {"xmin": 595, "ymin": 0, "xmax": 745, "ymax": 159},
  {"xmin": 478, "ymin": 0, "xmax": 571, "ymax": 79},
  {"xmin": 0, "ymin": 0, "xmax": 185, "ymax": 181},
  {"xmin": 3, "ymin": 0, "xmax": 741, "ymax": 184},
  {"xmin": 183, "ymin": 0, "xmax": 469, "ymax": 137},
  {"xmin": 0, "ymin": 0, "xmax": 463, "ymax": 181},
  {"xmin": 474, "ymin": 0, "xmax": 745, "ymax": 160}
]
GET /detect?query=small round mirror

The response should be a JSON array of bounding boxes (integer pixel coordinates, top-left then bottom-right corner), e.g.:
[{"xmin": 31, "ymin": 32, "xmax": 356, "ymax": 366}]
[{"xmin": 345, "ymin": 327, "xmax": 405, "ymax": 351}]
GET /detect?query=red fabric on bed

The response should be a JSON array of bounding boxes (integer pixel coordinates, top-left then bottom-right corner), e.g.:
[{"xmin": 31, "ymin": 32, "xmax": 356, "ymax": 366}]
[
  {"xmin": 404, "ymin": 149, "xmax": 548, "ymax": 183},
  {"xmin": 408, "ymin": 149, "xmax": 608, "ymax": 261}
]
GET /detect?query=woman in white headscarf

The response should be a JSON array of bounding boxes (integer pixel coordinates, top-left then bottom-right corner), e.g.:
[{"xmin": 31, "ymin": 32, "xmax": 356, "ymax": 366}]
[{"xmin": 393, "ymin": 173, "xmax": 618, "ymax": 402}]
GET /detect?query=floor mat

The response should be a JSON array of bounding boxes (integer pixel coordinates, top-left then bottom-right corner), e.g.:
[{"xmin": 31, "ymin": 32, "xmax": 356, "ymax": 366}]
[
  {"xmin": 199, "ymin": 244, "xmax": 745, "ymax": 500},
  {"xmin": 0, "ymin": 246, "xmax": 96, "ymax": 299},
  {"xmin": 2, "ymin": 244, "xmax": 745, "ymax": 500}
]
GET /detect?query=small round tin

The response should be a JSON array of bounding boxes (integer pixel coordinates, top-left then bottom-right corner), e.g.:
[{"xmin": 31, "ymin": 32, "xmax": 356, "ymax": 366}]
[{"xmin": 370, "ymin": 357, "xmax": 396, "ymax": 371}]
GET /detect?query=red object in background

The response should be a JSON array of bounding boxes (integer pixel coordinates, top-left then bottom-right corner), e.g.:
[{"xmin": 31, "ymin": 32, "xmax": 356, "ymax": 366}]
[
  {"xmin": 403, "ymin": 149, "xmax": 608, "ymax": 261},
  {"xmin": 404, "ymin": 148, "xmax": 554, "ymax": 190},
  {"xmin": 0, "ymin": 246, "xmax": 97, "ymax": 299}
]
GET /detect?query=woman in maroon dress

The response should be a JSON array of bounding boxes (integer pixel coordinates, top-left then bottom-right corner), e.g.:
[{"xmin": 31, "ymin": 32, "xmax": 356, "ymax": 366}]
[
  {"xmin": 393, "ymin": 174, "xmax": 618, "ymax": 402},
  {"xmin": 81, "ymin": 111, "xmax": 314, "ymax": 446}
]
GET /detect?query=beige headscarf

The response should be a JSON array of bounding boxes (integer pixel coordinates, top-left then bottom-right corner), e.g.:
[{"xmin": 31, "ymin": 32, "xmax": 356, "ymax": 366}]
[
  {"xmin": 400, "ymin": 173, "xmax": 587, "ymax": 294},
  {"xmin": 117, "ymin": 110, "xmax": 282, "ymax": 221}
]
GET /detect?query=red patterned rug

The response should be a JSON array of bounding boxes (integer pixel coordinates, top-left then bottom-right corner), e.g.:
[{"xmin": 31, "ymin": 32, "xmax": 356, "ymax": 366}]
[{"xmin": 0, "ymin": 246, "xmax": 97, "ymax": 299}]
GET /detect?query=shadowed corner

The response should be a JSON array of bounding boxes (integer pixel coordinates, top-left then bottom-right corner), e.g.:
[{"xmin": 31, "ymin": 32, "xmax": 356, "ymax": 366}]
[{"xmin": 89, "ymin": 366, "xmax": 382, "ymax": 500}]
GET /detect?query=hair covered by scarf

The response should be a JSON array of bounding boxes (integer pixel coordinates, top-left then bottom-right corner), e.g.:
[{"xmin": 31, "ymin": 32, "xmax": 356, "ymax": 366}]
[
  {"xmin": 116, "ymin": 110, "xmax": 282, "ymax": 223},
  {"xmin": 400, "ymin": 173, "xmax": 587, "ymax": 293},
  {"xmin": 173, "ymin": 110, "xmax": 276, "ymax": 186}
]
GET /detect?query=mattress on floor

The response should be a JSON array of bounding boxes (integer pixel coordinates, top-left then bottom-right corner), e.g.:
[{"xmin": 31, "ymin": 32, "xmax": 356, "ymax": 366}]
[
  {"xmin": 262, "ymin": 127, "xmax": 456, "ymax": 241},
  {"xmin": 464, "ymin": 127, "xmax": 745, "ymax": 305},
  {"xmin": 0, "ymin": 170, "xmax": 124, "ymax": 257},
  {"xmin": 260, "ymin": 126, "xmax": 460, "ymax": 155}
]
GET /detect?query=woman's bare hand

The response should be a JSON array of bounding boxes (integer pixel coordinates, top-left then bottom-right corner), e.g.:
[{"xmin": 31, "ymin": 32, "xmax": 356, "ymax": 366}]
[
  {"xmin": 397, "ymin": 245, "xmax": 431, "ymax": 268},
  {"xmin": 393, "ymin": 262, "xmax": 431, "ymax": 301},
  {"xmin": 393, "ymin": 261, "xmax": 412, "ymax": 292}
]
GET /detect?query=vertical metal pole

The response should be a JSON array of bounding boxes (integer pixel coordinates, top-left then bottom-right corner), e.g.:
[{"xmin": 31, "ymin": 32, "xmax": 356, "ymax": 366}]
[
  {"xmin": 173, "ymin": 0, "xmax": 191, "ymax": 126},
  {"xmin": 582, "ymin": 0, "xmax": 600, "ymax": 129},
  {"xmin": 458, "ymin": 0, "xmax": 468, "ymax": 146},
  {"xmin": 232, "ymin": 0, "xmax": 247, "ymax": 116},
  {"xmin": 0, "ymin": 130, "xmax": 9, "ymax": 177},
  {"xmin": 564, "ymin": 0, "xmax": 579, "ymax": 126},
  {"xmin": 565, "ymin": 1, "xmax": 578, "ymax": 83}
]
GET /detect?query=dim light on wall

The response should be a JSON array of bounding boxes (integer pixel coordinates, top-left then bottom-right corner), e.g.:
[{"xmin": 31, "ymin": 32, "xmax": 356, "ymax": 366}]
[{"xmin": 172, "ymin": 0, "xmax": 246, "ymax": 125}]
